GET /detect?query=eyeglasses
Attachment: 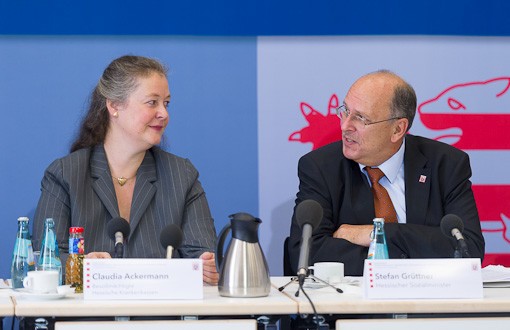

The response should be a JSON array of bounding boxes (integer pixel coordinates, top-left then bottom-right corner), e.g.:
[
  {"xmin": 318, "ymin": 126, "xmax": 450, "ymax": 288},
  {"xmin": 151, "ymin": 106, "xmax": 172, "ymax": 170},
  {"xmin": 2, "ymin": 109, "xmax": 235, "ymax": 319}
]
[{"xmin": 335, "ymin": 104, "xmax": 403, "ymax": 127}]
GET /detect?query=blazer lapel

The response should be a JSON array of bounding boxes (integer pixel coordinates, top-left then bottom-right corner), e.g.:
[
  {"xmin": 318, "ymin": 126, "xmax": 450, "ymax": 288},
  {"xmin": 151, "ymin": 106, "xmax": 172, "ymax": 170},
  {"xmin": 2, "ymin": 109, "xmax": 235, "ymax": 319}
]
[
  {"xmin": 129, "ymin": 149, "xmax": 157, "ymax": 233},
  {"xmin": 404, "ymin": 137, "xmax": 431, "ymax": 225},
  {"xmin": 90, "ymin": 145, "xmax": 119, "ymax": 219},
  {"xmin": 349, "ymin": 161, "xmax": 374, "ymax": 224}
]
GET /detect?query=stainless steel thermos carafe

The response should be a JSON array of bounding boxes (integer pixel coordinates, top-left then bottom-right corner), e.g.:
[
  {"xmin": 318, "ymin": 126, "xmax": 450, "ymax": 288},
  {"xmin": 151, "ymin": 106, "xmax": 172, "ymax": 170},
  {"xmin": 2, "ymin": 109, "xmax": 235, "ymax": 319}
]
[{"xmin": 216, "ymin": 213, "xmax": 270, "ymax": 297}]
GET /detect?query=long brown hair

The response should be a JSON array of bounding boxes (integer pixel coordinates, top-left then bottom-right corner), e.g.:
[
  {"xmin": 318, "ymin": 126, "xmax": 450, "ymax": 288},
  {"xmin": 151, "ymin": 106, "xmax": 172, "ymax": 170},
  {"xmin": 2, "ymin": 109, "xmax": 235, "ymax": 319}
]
[{"xmin": 70, "ymin": 55, "xmax": 167, "ymax": 153}]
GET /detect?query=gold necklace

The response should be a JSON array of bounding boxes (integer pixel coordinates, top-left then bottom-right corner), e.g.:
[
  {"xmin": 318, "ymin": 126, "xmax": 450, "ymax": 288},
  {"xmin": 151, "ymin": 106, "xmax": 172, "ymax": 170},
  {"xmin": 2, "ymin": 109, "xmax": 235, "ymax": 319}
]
[{"xmin": 113, "ymin": 176, "xmax": 133, "ymax": 186}]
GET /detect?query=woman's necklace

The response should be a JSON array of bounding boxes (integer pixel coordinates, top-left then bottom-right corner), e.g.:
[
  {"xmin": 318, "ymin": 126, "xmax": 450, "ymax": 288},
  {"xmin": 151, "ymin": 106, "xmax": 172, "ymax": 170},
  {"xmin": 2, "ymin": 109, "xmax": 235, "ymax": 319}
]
[
  {"xmin": 113, "ymin": 175, "xmax": 133, "ymax": 186},
  {"xmin": 105, "ymin": 148, "xmax": 142, "ymax": 187}
]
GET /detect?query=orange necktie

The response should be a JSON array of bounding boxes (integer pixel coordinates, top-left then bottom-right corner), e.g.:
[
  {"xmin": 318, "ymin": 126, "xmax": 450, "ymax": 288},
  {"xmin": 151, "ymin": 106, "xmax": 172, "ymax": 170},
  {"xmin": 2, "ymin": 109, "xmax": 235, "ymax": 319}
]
[{"xmin": 365, "ymin": 167, "xmax": 398, "ymax": 223}]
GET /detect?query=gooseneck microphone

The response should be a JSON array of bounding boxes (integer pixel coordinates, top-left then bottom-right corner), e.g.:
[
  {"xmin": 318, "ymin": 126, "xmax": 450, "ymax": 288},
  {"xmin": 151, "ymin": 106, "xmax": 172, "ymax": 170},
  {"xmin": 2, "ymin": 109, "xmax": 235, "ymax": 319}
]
[
  {"xmin": 440, "ymin": 214, "xmax": 470, "ymax": 258},
  {"xmin": 159, "ymin": 224, "xmax": 183, "ymax": 259},
  {"xmin": 295, "ymin": 199, "xmax": 323, "ymax": 286},
  {"xmin": 107, "ymin": 217, "xmax": 131, "ymax": 258}
]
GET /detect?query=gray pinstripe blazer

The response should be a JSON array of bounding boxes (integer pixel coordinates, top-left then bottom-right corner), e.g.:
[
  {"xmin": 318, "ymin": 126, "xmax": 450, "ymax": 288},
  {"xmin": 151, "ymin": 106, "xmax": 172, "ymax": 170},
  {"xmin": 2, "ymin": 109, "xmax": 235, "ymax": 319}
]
[{"xmin": 32, "ymin": 145, "xmax": 217, "ymax": 264}]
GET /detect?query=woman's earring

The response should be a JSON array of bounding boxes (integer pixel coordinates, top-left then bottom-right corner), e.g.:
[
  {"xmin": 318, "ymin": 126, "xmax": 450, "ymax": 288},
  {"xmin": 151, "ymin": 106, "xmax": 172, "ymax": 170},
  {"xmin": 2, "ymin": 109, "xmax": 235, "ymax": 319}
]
[{"xmin": 113, "ymin": 112, "xmax": 119, "ymax": 118}]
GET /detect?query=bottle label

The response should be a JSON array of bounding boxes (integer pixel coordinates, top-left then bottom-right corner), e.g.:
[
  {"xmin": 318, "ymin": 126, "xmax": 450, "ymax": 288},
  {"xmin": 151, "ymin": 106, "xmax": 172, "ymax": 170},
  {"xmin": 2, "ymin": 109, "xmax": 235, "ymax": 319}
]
[
  {"xmin": 367, "ymin": 240, "xmax": 375, "ymax": 259},
  {"xmin": 12, "ymin": 238, "xmax": 31, "ymax": 258},
  {"xmin": 45, "ymin": 230, "xmax": 57, "ymax": 251},
  {"xmin": 27, "ymin": 242, "xmax": 35, "ymax": 267},
  {"xmin": 69, "ymin": 237, "xmax": 85, "ymax": 254}
]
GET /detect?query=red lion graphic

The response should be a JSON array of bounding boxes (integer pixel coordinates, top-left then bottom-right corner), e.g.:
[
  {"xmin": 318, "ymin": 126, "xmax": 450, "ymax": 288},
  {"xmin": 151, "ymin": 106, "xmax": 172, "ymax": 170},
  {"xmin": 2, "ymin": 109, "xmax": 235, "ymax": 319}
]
[{"xmin": 288, "ymin": 94, "xmax": 342, "ymax": 150}]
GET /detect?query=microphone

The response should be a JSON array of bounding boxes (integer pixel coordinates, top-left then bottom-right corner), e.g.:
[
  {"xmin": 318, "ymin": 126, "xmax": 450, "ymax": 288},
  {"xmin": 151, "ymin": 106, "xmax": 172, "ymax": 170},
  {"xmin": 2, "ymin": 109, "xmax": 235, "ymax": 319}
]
[
  {"xmin": 295, "ymin": 199, "xmax": 323, "ymax": 285},
  {"xmin": 159, "ymin": 224, "xmax": 183, "ymax": 259},
  {"xmin": 107, "ymin": 217, "xmax": 131, "ymax": 258},
  {"xmin": 440, "ymin": 214, "xmax": 470, "ymax": 258}
]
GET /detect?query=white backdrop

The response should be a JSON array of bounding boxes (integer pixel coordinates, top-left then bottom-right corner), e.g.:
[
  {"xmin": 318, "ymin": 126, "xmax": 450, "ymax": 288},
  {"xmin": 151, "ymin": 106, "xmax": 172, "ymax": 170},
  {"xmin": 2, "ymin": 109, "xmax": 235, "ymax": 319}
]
[{"xmin": 258, "ymin": 36, "xmax": 510, "ymax": 275}]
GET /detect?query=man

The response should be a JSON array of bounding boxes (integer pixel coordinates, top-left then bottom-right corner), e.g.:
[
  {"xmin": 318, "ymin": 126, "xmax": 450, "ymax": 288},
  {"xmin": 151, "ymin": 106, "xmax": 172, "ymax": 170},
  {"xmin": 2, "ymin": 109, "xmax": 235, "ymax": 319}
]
[{"xmin": 288, "ymin": 70, "xmax": 485, "ymax": 276}]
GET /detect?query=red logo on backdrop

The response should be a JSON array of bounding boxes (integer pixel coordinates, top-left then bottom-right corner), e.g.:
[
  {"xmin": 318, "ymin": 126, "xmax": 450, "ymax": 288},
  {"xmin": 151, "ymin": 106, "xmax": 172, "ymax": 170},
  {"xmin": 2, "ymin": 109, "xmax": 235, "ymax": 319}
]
[
  {"xmin": 288, "ymin": 94, "xmax": 342, "ymax": 150},
  {"xmin": 474, "ymin": 186, "xmax": 510, "ymax": 244},
  {"xmin": 473, "ymin": 185, "xmax": 510, "ymax": 266},
  {"xmin": 418, "ymin": 77, "xmax": 510, "ymax": 150},
  {"xmin": 418, "ymin": 77, "xmax": 510, "ymax": 266},
  {"xmin": 289, "ymin": 77, "xmax": 510, "ymax": 266}
]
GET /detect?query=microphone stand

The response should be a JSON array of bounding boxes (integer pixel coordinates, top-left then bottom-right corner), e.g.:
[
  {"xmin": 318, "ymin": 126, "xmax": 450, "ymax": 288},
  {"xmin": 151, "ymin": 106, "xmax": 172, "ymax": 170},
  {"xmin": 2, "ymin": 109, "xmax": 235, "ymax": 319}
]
[
  {"xmin": 457, "ymin": 240, "xmax": 471, "ymax": 258},
  {"xmin": 278, "ymin": 272, "xmax": 343, "ymax": 297},
  {"xmin": 114, "ymin": 243, "xmax": 123, "ymax": 258},
  {"xmin": 455, "ymin": 241, "xmax": 471, "ymax": 258}
]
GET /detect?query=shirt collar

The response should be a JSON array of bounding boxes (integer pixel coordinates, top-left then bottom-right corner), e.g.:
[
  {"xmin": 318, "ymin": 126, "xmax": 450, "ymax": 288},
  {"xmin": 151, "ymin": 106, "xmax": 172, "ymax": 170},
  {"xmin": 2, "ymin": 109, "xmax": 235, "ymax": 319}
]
[{"xmin": 358, "ymin": 138, "xmax": 406, "ymax": 183}]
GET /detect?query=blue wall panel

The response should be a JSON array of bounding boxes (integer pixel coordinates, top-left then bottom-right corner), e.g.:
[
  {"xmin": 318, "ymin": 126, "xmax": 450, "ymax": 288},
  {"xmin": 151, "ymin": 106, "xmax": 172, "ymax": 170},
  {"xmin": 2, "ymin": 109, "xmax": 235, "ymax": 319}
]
[{"xmin": 0, "ymin": 36, "xmax": 258, "ymax": 279}]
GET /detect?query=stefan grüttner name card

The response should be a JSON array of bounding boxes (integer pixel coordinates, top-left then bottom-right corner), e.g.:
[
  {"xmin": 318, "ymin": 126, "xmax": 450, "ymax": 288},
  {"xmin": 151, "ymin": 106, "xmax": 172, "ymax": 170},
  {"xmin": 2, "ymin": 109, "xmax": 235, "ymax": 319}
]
[{"xmin": 363, "ymin": 258, "xmax": 482, "ymax": 299}]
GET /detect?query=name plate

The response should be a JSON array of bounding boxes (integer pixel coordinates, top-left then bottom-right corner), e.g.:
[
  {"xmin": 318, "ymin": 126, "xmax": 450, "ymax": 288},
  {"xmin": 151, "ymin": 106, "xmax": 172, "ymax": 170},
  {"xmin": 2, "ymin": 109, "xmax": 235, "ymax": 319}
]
[
  {"xmin": 363, "ymin": 258, "xmax": 482, "ymax": 299},
  {"xmin": 84, "ymin": 258, "xmax": 203, "ymax": 300}
]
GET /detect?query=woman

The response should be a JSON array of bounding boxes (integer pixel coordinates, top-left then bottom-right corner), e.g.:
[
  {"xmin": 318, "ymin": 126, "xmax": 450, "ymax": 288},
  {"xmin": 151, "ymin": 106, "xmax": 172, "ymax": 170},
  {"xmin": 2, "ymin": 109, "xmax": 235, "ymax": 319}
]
[{"xmin": 33, "ymin": 55, "xmax": 219, "ymax": 284}]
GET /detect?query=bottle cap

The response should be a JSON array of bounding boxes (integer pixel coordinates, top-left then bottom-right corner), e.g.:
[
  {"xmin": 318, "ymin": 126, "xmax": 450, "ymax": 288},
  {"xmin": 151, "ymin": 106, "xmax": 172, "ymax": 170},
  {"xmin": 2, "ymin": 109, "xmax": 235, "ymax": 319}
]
[
  {"xmin": 17, "ymin": 216, "xmax": 29, "ymax": 222},
  {"xmin": 69, "ymin": 227, "xmax": 84, "ymax": 233}
]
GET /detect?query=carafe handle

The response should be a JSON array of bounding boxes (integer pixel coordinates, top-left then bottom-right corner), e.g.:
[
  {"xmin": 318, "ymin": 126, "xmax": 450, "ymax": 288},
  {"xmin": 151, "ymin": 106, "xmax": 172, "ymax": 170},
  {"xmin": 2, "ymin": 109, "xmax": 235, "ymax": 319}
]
[{"xmin": 215, "ymin": 223, "xmax": 232, "ymax": 273}]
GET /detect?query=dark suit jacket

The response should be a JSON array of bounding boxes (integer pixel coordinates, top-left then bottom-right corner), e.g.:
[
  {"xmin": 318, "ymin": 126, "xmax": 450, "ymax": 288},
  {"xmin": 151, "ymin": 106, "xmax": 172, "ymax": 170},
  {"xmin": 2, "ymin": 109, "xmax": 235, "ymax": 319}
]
[
  {"xmin": 33, "ymin": 145, "xmax": 217, "ymax": 265},
  {"xmin": 289, "ymin": 135, "xmax": 485, "ymax": 276}
]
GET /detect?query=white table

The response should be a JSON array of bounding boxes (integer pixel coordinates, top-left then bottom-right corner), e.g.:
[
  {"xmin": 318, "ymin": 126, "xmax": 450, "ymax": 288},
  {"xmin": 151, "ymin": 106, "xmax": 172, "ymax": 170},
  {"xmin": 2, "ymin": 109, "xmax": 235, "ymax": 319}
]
[
  {"xmin": 0, "ymin": 292, "xmax": 15, "ymax": 330},
  {"xmin": 12, "ymin": 284, "xmax": 296, "ymax": 318},
  {"xmin": 10, "ymin": 284, "xmax": 296, "ymax": 329},
  {"xmin": 272, "ymin": 276, "xmax": 510, "ymax": 315},
  {"xmin": 0, "ymin": 296, "xmax": 14, "ymax": 318}
]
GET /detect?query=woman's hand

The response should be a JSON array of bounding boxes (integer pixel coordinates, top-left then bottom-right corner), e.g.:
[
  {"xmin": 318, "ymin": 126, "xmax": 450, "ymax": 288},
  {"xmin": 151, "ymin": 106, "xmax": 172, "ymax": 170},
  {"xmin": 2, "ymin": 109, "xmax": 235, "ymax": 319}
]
[
  {"xmin": 200, "ymin": 251, "xmax": 219, "ymax": 285},
  {"xmin": 85, "ymin": 252, "xmax": 112, "ymax": 259}
]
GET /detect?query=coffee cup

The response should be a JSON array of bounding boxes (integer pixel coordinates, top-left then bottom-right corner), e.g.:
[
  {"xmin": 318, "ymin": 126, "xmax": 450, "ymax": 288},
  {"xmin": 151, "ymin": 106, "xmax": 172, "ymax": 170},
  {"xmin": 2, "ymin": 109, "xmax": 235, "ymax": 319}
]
[
  {"xmin": 23, "ymin": 270, "xmax": 59, "ymax": 294},
  {"xmin": 310, "ymin": 262, "xmax": 344, "ymax": 283}
]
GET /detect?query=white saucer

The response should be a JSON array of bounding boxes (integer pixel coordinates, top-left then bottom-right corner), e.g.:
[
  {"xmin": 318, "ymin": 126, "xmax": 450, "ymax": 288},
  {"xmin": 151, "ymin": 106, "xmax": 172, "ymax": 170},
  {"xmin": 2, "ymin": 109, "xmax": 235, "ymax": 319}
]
[
  {"xmin": 16, "ymin": 288, "xmax": 66, "ymax": 300},
  {"xmin": 303, "ymin": 282, "xmax": 327, "ymax": 289},
  {"xmin": 303, "ymin": 277, "xmax": 360, "ymax": 289},
  {"xmin": 302, "ymin": 278, "xmax": 327, "ymax": 289}
]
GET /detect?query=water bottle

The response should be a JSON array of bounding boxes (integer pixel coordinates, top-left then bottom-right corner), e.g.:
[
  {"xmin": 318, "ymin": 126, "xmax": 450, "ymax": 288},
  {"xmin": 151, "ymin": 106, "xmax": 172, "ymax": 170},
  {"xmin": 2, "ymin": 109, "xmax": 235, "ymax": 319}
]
[
  {"xmin": 38, "ymin": 218, "xmax": 63, "ymax": 285},
  {"xmin": 367, "ymin": 218, "xmax": 389, "ymax": 260},
  {"xmin": 11, "ymin": 216, "xmax": 35, "ymax": 289}
]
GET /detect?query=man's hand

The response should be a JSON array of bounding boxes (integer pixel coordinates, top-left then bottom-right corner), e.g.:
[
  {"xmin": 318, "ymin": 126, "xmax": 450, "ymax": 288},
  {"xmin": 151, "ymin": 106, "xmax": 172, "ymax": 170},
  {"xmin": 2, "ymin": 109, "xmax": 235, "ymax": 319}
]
[{"xmin": 333, "ymin": 224, "xmax": 373, "ymax": 247}]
